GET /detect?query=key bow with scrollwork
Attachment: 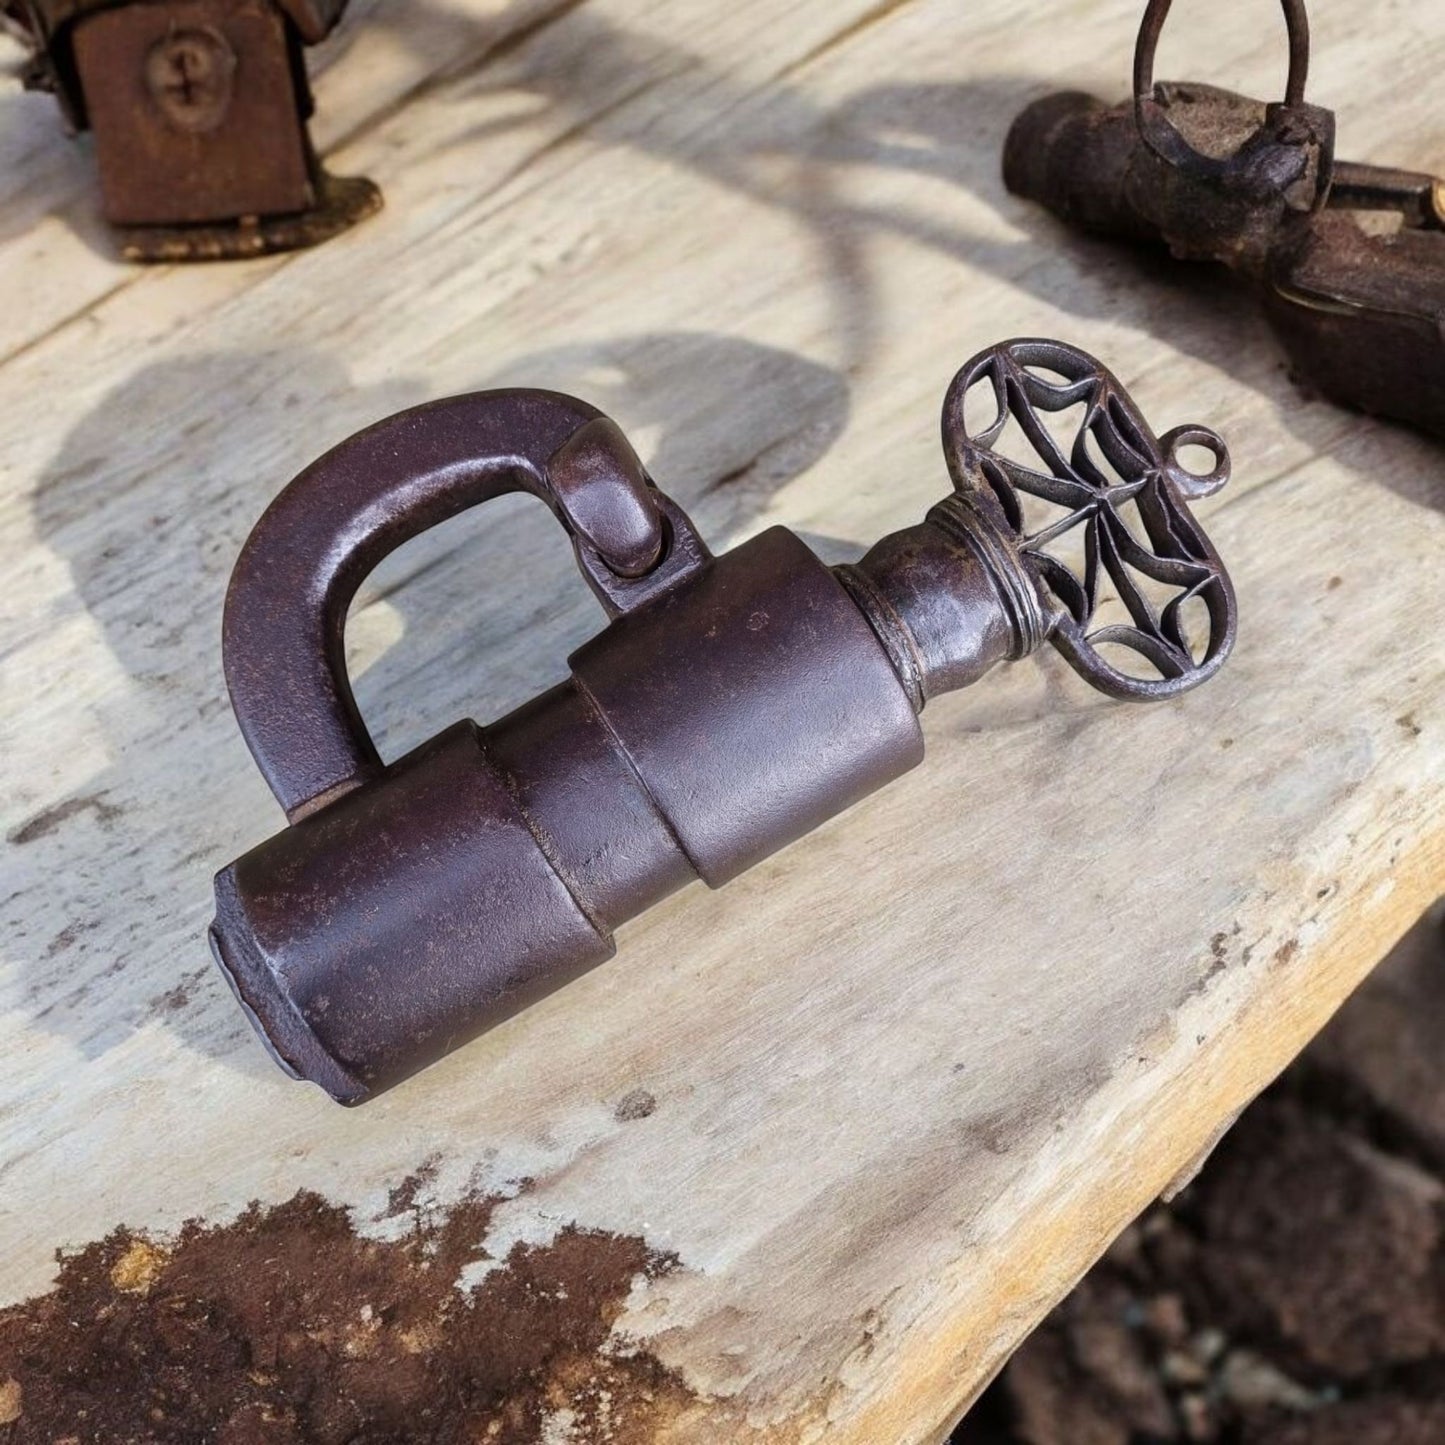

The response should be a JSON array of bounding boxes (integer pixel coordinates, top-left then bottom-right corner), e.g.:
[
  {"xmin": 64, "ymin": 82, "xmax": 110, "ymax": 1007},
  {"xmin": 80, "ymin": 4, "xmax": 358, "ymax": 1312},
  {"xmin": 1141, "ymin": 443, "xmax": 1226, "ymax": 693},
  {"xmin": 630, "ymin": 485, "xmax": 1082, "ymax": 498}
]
[{"xmin": 941, "ymin": 338, "xmax": 1237, "ymax": 701}]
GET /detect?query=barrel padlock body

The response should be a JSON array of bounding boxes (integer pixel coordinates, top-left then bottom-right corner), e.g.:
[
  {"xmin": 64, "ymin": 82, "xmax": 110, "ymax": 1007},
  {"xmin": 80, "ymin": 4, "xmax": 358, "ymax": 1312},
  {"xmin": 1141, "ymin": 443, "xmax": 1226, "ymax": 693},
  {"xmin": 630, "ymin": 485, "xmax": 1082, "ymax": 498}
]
[{"xmin": 212, "ymin": 341, "xmax": 1239, "ymax": 1104}]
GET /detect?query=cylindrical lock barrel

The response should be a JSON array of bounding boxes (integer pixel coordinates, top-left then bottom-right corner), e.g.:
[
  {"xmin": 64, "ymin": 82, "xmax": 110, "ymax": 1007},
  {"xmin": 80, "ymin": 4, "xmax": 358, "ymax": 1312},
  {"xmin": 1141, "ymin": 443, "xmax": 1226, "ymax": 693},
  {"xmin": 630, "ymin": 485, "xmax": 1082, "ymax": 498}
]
[
  {"xmin": 212, "ymin": 722, "xmax": 614, "ymax": 1104},
  {"xmin": 568, "ymin": 528, "xmax": 923, "ymax": 888}
]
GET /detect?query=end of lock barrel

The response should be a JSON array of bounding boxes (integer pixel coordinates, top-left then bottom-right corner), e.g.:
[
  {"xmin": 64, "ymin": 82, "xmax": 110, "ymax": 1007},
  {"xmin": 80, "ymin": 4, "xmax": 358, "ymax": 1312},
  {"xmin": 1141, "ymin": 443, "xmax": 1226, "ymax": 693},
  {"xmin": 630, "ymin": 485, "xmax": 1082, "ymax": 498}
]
[
  {"xmin": 210, "ymin": 877, "xmax": 371, "ymax": 1107},
  {"xmin": 1003, "ymin": 91, "xmax": 1106, "ymax": 203},
  {"xmin": 1003, "ymin": 90, "xmax": 1159, "ymax": 243},
  {"xmin": 208, "ymin": 720, "xmax": 618, "ymax": 1107}
]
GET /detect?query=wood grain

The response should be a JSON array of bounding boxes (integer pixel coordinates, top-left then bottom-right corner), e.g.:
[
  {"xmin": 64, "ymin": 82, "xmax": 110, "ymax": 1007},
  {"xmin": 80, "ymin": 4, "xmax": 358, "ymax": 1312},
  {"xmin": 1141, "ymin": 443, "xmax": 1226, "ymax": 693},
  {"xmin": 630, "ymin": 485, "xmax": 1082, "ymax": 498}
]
[{"xmin": 2, "ymin": 1, "xmax": 1442, "ymax": 1440}]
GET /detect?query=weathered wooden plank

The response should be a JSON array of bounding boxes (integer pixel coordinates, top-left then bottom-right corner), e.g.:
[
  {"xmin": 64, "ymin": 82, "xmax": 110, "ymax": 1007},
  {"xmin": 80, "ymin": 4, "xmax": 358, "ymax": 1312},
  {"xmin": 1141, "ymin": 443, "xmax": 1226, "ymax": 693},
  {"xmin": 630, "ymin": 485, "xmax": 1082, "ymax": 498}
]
[{"xmin": 2, "ymin": 1, "xmax": 1442, "ymax": 1440}]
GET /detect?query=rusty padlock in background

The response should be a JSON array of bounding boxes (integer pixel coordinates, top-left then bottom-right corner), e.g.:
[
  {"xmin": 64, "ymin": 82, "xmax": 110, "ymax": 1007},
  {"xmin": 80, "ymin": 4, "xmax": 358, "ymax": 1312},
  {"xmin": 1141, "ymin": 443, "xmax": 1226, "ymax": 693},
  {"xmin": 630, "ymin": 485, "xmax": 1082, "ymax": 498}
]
[
  {"xmin": 4, "ymin": 0, "xmax": 379, "ymax": 260},
  {"xmin": 211, "ymin": 339, "xmax": 1239, "ymax": 1105},
  {"xmin": 1004, "ymin": 0, "xmax": 1445, "ymax": 441}
]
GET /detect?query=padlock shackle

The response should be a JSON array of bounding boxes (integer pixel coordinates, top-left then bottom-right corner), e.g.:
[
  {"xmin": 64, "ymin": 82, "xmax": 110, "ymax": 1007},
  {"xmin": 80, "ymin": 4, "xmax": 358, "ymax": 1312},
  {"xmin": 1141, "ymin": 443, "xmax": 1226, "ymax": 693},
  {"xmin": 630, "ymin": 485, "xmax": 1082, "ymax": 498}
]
[
  {"xmin": 222, "ymin": 390, "xmax": 665, "ymax": 822},
  {"xmin": 1132, "ymin": 0, "xmax": 1328, "ymax": 206},
  {"xmin": 1134, "ymin": 0, "xmax": 1311, "ymax": 112}
]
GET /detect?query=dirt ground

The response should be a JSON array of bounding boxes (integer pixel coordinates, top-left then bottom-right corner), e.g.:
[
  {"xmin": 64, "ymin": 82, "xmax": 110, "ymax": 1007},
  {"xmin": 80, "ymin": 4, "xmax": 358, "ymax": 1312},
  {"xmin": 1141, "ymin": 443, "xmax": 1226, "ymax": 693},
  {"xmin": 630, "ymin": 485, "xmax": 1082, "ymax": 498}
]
[
  {"xmin": 0, "ymin": 1174, "xmax": 690, "ymax": 1443},
  {"xmin": 953, "ymin": 909, "xmax": 1445, "ymax": 1445}
]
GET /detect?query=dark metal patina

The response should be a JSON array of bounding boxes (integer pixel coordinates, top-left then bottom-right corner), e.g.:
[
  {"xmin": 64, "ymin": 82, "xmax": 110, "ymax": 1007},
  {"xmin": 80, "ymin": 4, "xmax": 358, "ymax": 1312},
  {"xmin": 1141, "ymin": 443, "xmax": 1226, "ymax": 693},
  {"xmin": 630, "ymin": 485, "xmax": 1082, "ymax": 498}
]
[
  {"xmin": 211, "ymin": 339, "xmax": 1239, "ymax": 1104},
  {"xmin": 4, "ymin": 0, "xmax": 379, "ymax": 260},
  {"xmin": 1004, "ymin": 0, "xmax": 1445, "ymax": 440}
]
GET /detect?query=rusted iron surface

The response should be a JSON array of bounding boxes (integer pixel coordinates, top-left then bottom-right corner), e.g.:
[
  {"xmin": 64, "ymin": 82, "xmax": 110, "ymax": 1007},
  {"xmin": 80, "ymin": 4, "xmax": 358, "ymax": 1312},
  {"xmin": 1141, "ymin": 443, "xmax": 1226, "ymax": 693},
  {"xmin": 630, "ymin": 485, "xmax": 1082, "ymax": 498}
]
[
  {"xmin": 1005, "ymin": 0, "xmax": 1445, "ymax": 440},
  {"xmin": 5, "ymin": 0, "xmax": 378, "ymax": 259},
  {"xmin": 211, "ymin": 339, "xmax": 1239, "ymax": 1105}
]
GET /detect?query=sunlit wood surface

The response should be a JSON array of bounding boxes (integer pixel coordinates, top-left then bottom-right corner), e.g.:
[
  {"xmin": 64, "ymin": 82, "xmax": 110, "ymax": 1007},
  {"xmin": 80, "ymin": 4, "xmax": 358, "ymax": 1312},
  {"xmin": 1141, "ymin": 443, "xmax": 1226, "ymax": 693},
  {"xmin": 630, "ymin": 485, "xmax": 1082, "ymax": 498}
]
[{"xmin": 2, "ymin": 1, "xmax": 1442, "ymax": 1439}]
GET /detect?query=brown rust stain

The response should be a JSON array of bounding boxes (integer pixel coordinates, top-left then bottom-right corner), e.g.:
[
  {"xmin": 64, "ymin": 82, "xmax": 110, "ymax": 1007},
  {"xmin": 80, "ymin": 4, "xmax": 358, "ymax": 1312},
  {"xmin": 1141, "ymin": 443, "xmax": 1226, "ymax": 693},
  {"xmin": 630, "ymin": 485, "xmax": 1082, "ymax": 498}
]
[
  {"xmin": 7, "ymin": 794, "xmax": 121, "ymax": 847},
  {"xmin": 0, "ymin": 1184, "xmax": 697, "ymax": 1443},
  {"xmin": 614, "ymin": 1090, "xmax": 658, "ymax": 1123}
]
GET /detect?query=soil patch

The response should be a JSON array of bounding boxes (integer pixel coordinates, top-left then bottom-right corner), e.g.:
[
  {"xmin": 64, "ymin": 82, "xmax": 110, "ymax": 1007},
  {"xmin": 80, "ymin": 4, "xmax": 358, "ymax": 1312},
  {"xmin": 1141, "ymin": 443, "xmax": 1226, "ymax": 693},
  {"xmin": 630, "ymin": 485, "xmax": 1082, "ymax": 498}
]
[{"xmin": 0, "ymin": 1181, "xmax": 689, "ymax": 1444}]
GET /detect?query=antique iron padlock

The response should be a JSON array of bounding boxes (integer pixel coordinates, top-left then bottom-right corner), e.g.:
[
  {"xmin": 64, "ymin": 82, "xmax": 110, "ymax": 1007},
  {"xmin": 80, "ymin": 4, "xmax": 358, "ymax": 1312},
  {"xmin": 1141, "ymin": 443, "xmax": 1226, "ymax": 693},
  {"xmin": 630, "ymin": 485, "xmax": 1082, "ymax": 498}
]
[
  {"xmin": 1004, "ymin": 0, "xmax": 1445, "ymax": 440},
  {"xmin": 4, "ymin": 0, "xmax": 379, "ymax": 260},
  {"xmin": 212, "ymin": 339, "xmax": 1239, "ymax": 1104}
]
